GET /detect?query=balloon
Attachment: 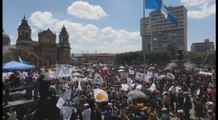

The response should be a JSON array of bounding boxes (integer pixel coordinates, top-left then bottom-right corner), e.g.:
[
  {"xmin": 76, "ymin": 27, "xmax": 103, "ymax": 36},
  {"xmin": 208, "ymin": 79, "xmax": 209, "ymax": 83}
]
[{"xmin": 101, "ymin": 67, "xmax": 108, "ymax": 73}]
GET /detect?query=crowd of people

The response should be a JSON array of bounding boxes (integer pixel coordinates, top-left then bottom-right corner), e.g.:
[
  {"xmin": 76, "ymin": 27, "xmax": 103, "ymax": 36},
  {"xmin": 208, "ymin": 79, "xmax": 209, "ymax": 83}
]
[{"xmin": 2, "ymin": 63, "xmax": 216, "ymax": 120}]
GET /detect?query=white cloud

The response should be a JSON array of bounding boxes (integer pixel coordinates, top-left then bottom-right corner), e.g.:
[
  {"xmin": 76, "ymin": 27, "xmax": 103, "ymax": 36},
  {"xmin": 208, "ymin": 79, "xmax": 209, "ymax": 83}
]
[
  {"xmin": 181, "ymin": 0, "xmax": 215, "ymax": 19},
  {"xmin": 67, "ymin": 1, "xmax": 107, "ymax": 20},
  {"xmin": 30, "ymin": 11, "xmax": 59, "ymax": 29},
  {"xmin": 181, "ymin": 0, "xmax": 212, "ymax": 7},
  {"xmin": 9, "ymin": 35, "xmax": 16, "ymax": 45},
  {"xmin": 99, "ymin": 27, "xmax": 140, "ymax": 44},
  {"xmin": 29, "ymin": 11, "xmax": 141, "ymax": 53}
]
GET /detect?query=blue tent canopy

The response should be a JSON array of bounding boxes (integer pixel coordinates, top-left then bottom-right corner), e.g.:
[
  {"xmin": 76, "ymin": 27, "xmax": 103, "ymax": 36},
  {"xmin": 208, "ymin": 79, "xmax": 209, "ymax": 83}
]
[{"xmin": 3, "ymin": 61, "xmax": 37, "ymax": 72}]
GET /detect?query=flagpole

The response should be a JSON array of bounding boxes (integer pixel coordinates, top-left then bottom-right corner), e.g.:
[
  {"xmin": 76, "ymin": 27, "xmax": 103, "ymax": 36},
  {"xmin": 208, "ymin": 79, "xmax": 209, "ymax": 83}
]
[
  {"xmin": 150, "ymin": 17, "xmax": 153, "ymax": 51},
  {"xmin": 143, "ymin": 0, "xmax": 145, "ymax": 18},
  {"xmin": 143, "ymin": 0, "xmax": 146, "ymax": 74}
]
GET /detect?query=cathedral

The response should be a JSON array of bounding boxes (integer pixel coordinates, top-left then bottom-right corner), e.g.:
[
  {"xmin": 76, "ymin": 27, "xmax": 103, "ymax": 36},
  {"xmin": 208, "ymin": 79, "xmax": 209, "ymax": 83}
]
[{"xmin": 16, "ymin": 16, "xmax": 71, "ymax": 66}]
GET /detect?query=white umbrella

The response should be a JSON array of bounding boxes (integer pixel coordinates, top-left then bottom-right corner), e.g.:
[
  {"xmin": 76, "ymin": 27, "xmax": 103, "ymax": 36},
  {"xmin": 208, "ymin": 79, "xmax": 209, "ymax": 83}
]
[
  {"xmin": 118, "ymin": 69, "xmax": 125, "ymax": 72},
  {"xmin": 119, "ymin": 66, "xmax": 125, "ymax": 69},
  {"xmin": 72, "ymin": 72, "xmax": 82, "ymax": 77},
  {"xmin": 166, "ymin": 73, "xmax": 175, "ymax": 80},
  {"xmin": 198, "ymin": 71, "xmax": 213, "ymax": 76}
]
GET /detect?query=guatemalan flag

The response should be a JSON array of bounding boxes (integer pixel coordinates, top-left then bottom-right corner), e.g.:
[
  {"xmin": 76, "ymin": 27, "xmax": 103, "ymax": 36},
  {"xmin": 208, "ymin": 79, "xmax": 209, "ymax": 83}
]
[{"xmin": 145, "ymin": 0, "xmax": 178, "ymax": 27}]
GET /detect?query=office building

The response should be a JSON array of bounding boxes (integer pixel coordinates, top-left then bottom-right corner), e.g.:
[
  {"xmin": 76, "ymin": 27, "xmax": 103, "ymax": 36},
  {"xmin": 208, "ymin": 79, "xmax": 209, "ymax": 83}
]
[
  {"xmin": 140, "ymin": 6, "xmax": 187, "ymax": 52},
  {"xmin": 191, "ymin": 39, "xmax": 214, "ymax": 53}
]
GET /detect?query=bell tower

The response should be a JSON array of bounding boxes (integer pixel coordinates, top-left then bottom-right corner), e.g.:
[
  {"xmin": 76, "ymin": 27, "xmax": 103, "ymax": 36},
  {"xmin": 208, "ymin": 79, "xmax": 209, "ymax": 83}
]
[
  {"xmin": 17, "ymin": 16, "xmax": 32, "ymax": 41},
  {"xmin": 58, "ymin": 25, "xmax": 71, "ymax": 64},
  {"xmin": 59, "ymin": 25, "xmax": 69, "ymax": 45}
]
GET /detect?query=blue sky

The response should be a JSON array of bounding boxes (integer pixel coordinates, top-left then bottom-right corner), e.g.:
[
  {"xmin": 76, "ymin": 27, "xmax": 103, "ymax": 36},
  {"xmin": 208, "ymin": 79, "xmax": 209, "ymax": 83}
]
[{"xmin": 3, "ymin": 0, "xmax": 216, "ymax": 53}]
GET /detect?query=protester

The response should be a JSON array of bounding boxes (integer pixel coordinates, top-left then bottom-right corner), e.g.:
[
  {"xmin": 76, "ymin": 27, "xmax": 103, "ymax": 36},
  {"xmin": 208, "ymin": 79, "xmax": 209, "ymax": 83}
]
[
  {"xmin": 2, "ymin": 63, "xmax": 216, "ymax": 120},
  {"xmin": 7, "ymin": 106, "xmax": 18, "ymax": 120}
]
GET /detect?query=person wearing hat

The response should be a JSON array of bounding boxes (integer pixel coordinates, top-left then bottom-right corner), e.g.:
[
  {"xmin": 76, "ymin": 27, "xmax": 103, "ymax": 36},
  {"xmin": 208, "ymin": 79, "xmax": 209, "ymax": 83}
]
[
  {"xmin": 182, "ymin": 91, "xmax": 192, "ymax": 120},
  {"xmin": 177, "ymin": 109, "xmax": 185, "ymax": 120},
  {"xmin": 205, "ymin": 109, "xmax": 215, "ymax": 120},
  {"xmin": 194, "ymin": 97, "xmax": 205, "ymax": 120},
  {"xmin": 7, "ymin": 106, "xmax": 18, "ymax": 120},
  {"xmin": 138, "ymin": 107, "xmax": 148, "ymax": 120}
]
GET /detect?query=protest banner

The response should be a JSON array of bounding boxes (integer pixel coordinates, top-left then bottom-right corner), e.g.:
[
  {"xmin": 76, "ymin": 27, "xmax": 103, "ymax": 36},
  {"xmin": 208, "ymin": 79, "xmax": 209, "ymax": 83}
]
[
  {"xmin": 62, "ymin": 106, "xmax": 73, "ymax": 120},
  {"xmin": 56, "ymin": 97, "xmax": 65, "ymax": 109},
  {"xmin": 120, "ymin": 72, "xmax": 129, "ymax": 79},
  {"xmin": 63, "ymin": 88, "xmax": 72, "ymax": 100},
  {"xmin": 56, "ymin": 64, "xmax": 74, "ymax": 77},
  {"xmin": 135, "ymin": 72, "xmax": 144, "ymax": 81}
]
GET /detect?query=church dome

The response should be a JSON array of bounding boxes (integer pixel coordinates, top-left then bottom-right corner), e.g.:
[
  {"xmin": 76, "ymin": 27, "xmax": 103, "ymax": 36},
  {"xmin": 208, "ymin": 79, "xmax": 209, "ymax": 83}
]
[{"xmin": 3, "ymin": 29, "xmax": 11, "ymax": 46}]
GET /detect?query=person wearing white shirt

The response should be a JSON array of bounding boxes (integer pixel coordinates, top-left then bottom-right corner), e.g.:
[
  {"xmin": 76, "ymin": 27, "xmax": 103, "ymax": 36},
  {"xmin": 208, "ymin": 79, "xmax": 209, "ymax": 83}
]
[
  {"xmin": 7, "ymin": 107, "xmax": 18, "ymax": 120},
  {"xmin": 82, "ymin": 103, "xmax": 91, "ymax": 120}
]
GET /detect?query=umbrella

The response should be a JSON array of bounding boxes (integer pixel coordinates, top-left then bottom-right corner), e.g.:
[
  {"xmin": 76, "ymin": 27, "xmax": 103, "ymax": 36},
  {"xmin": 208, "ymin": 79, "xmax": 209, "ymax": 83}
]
[
  {"xmin": 92, "ymin": 64, "xmax": 98, "ymax": 67},
  {"xmin": 119, "ymin": 66, "xmax": 125, "ymax": 69},
  {"xmin": 3, "ymin": 61, "xmax": 36, "ymax": 72},
  {"xmin": 128, "ymin": 90, "xmax": 147, "ymax": 99},
  {"xmin": 72, "ymin": 72, "xmax": 82, "ymax": 77},
  {"xmin": 101, "ymin": 67, "xmax": 108, "ymax": 73},
  {"xmin": 198, "ymin": 71, "xmax": 213, "ymax": 76},
  {"xmin": 166, "ymin": 73, "xmax": 175, "ymax": 80},
  {"xmin": 118, "ymin": 69, "xmax": 125, "ymax": 72},
  {"xmin": 149, "ymin": 67, "xmax": 155, "ymax": 70}
]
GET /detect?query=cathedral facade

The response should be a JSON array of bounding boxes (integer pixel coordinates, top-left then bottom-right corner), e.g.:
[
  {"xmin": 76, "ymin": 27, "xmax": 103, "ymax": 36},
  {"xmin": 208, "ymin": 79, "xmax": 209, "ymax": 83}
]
[{"xmin": 16, "ymin": 16, "xmax": 71, "ymax": 66}]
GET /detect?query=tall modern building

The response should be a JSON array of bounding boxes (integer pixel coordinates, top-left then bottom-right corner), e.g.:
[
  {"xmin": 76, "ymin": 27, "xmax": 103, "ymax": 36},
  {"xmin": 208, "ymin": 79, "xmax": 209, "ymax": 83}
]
[
  {"xmin": 16, "ymin": 16, "xmax": 71, "ymax": 66},
  {"xmin": 140, "ymin": 6, "xmax": 187, "ymax": 52},
  {"xmin": 191, "ymin": 39, "xmax": 214, "ymax": 53}
]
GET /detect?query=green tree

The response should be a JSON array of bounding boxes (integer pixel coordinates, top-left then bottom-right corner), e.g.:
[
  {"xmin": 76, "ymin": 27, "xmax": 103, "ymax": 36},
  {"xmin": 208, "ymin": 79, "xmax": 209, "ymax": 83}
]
[
  {"xmin": 166, "ymin": 44, "xmax": 177, "ymax": 60},
  {"xmin": 3, "ymin": 47, "xmax": 45, "ymax": 66}
]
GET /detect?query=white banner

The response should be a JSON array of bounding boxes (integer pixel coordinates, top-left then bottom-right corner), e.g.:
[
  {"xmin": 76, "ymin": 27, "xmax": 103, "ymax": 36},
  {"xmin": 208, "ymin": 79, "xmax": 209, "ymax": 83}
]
[
  {"xmin": 56, "ymin": 64, "xmax": 74, "ymax": 77},
  {"xmin": 120, "ymin": 72, "xmax": 129, "ymax": 79},
  {"xmin": 56, "ymin": 97, "xmax": 65, "ymax": 109},
  {"xmin": 135, "ymin": 72, "xmax": 144, "ymax": 81},
  {"xmin": 129, "ymin": 69, "xmax": 135, "ymax": 75},
  {"xmin": 148, "ymin": 83, "xmax": 157, "ymax": 92},
  {"xmin": 63, "ymin": 106, "xmax": 73, "ymax": 120},
  {"xmin": 63, "ymin": 88, "xmax": 72, "ymax": 100}
]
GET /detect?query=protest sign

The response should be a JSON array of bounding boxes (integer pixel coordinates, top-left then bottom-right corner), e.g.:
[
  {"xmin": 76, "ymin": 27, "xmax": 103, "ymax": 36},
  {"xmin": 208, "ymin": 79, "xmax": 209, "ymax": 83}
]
[
  {"xmin": 63, "ymin": 106, "xmax": 73, "ymax": 120},
  {"xmin": 120, "ymin": 72, "xmax": 129, "ymax": 79},
  {"xmin": 63, "ymin": 88, "xmax": 72, "ymax": 100},
  {"xmin": 56, "ymin": 64, "xmax": 74, "ymax": 77},
  {"xmin": 56, "ymin": 97, "xmax": 65, "ymax": 109},
  {"xmin": 135, "ymin": 72, "xmax": 144, "ymax": 81}
]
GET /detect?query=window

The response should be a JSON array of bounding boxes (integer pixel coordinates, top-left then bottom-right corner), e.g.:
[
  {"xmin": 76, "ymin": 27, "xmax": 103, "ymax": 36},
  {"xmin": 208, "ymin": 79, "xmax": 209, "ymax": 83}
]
[{"xmin": 26, "ymin": 33, "xmax": 28, "ymax": 39}]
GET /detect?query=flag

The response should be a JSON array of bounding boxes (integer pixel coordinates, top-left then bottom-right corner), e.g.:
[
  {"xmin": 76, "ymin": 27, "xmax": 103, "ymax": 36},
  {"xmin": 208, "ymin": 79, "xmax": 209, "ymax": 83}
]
[
  {"xmin": 18, "ymin": 56, "xmax": 23, "ymax": 63},
  {"xmin": 93, "ymin": 73, "xmax": 104, "ymax": 84},
  {"xmin": 93, "ymin": 89, "xmax": 108, "ymax": 102},
  {"xmin": 145, "ymin": 0, "xmax": 162, "ymax": 10},
  {"xmin": 145, "ymin": 0, "xmax": 178, "ymax": 27},
  {"xmin": 78, "ymin": 80, "xmax": 82, "ymax": 90}
]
